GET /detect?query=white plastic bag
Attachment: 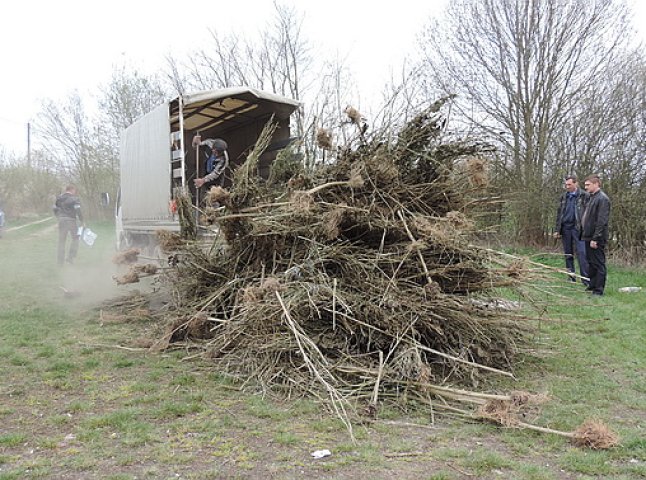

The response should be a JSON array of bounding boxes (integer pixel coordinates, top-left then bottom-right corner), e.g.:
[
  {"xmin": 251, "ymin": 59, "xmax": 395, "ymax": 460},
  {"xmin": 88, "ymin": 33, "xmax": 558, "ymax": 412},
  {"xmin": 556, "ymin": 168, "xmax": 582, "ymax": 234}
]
[
  {"xmin": 311, "ymin": 449, "xmax": 332, "ymax": 458},
  {"xmin": 618, "ymin": 286, "xmax": 642, "ymax": 293},
  {"xmin": 81, "ymin": 228, "xmax": 98, "ymax": 246}
]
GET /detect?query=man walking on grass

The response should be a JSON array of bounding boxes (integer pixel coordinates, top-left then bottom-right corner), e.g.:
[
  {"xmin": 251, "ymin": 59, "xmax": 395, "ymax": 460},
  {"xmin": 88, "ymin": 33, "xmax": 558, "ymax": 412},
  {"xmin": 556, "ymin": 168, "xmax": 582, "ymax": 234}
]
[
  {"xmin": 580, "ymin": 175, "xmax": 610, "ymax": 296},
  {"xmin": 54, "ymin": 184, "xmax": 84, "ymax": 266}
]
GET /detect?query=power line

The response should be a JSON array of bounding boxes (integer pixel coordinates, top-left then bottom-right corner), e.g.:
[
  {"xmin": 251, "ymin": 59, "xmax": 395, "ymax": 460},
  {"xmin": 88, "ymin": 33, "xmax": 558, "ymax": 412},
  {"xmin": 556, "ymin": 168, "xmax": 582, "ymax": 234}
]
[{"xmin": 0, "ymin": 116, "xmax": 26, "ymax": 126}]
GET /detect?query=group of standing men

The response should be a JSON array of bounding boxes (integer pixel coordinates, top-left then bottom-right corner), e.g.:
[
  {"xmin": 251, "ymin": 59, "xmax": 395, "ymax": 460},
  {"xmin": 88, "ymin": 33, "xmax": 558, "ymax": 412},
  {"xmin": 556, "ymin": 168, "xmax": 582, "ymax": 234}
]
[{"xmin": 554, "ymin": 175, "xmax": 611, "ymax": 296}]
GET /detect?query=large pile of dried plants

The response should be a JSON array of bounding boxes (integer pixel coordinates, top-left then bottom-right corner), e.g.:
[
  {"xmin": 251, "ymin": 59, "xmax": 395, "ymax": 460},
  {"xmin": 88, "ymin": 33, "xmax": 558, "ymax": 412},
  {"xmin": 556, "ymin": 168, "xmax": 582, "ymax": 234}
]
[{"xmin": 108, "ymin": 100, "xmax": 617, "ymax": 446}]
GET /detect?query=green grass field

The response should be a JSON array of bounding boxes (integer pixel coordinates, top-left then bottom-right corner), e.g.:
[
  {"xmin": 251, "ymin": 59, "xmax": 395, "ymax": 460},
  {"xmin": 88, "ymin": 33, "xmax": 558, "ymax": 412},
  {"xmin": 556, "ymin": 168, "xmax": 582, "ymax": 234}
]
[{"xmin": 0, "ymin": 218, "xmax": 644, "ymax": 479}]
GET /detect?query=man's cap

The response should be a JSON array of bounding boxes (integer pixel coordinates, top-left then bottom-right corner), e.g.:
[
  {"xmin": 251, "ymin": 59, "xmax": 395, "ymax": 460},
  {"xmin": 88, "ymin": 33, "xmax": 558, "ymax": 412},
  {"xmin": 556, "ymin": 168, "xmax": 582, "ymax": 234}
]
[{"xmin": 212, "ymin": 138, "xmax": 228, "ymax": 151}]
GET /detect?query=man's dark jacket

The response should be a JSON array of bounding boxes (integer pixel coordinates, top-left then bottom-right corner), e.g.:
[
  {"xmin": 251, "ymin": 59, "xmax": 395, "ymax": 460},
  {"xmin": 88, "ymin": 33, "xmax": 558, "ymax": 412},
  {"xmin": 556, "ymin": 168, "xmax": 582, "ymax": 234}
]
[
  {"xmin": 580, "ymin": 190, "xmax": 610, "ymax": 244},
  {"xmin": 555, "ymin": 188, "xmax": 587, "ymax": 234},
  {"xmin": 55, "ymin": 193, "xmax": 83, "ymax": 221}
]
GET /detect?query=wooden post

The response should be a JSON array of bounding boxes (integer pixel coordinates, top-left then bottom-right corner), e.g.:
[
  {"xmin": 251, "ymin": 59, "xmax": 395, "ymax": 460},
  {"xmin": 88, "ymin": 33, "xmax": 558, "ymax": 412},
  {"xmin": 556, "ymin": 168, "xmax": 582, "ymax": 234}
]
[
  {"xmin": 27, "ymin": 122, "xmax": 31, "ymax": 168},
  {"xmin": 195, "ymin": 131, "xmax": 200, "ymax": 224}
]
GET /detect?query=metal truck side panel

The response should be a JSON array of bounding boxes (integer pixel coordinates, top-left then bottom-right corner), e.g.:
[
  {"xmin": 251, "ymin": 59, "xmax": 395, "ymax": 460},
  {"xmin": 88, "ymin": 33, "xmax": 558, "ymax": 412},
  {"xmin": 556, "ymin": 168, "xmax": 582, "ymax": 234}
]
[{"xmin": 120, "ymin": 102, "xmax": 173, "ymax": 223}]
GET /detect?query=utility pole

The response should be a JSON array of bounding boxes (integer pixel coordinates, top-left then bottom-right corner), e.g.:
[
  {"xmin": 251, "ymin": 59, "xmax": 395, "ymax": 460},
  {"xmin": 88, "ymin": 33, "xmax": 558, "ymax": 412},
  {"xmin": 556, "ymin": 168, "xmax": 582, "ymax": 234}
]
[{"xmin": 27, "ymin": 122, "xmax": 31, "ymax": 167}]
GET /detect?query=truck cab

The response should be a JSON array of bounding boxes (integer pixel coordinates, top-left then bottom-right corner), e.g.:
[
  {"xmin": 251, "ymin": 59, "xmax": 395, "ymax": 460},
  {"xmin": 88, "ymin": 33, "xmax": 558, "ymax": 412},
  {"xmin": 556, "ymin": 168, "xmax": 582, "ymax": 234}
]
[{"xmin": 116, "ymin": 87, "xmax": 300, "ymax": 251}]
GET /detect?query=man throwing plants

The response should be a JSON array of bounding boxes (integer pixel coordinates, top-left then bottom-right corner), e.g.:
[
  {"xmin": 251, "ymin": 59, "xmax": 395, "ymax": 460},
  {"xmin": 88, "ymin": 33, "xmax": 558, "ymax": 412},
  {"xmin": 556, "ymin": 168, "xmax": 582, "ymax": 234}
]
[{"xmin": 192, "ymin": 135, "xmax": 229, "ymax": 189}]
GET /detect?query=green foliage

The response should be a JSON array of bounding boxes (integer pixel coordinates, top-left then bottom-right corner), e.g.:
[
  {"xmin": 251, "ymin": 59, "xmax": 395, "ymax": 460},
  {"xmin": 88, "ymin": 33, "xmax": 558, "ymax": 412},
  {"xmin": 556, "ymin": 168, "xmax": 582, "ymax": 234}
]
[
  {"xmin": 153, "ymin": 400, "xmax": 204, "ymax": 419},
  {"xmin": 0, "ymin": 433, "xmax": 26, "ymax": 447},
  {"xmin": 244, "ymin": 395, "xmax": 290, "ymax": 421},
  {"xmin": 85, "ymin": 410, "xmax": 135, "ymax": 429},
  {"xmin": 463, "ymin": 449, "xmax": 513, "ymax": 472},
  {"xmin": 0, "ymin": 159, "xmax": 61, "ymax": 218},
  {"xmin": 561, "ymin": 449, "xmax": 613, "ymax": 476},
  {"xmin": 267, "ymin": 143, "xmax": 305, "ymax": 186},
  {"xmin": 273, "ymin": 430, "xmax": 299, "ymax": 446},
  {"xmin": 426, "ymin": 473, "xmax": 453, "ymax": 480}
]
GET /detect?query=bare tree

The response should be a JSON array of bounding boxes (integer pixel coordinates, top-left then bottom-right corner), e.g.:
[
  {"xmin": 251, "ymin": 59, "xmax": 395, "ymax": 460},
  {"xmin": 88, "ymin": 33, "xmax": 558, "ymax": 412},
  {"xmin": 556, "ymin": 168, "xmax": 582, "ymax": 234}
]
[
  {"xmin": 165, "ymin": 3, "xmax": 314, "ymax": 143},
  {"xmin": 36, "ymin": 93, "xmax": 115, "ymax": 218},
  {"xmin": 299, "ymin": 56, "xmax": 358, "ymax": 166},
  {"xmin": 420, "ymin": 0, "xmax": 631, "ymax": 241},
  {"xmin": 548, "ymin": 50, "xmax": 646, "ymax": 259},
  {"xmin": 99, "ymin": 66, "xmax": 168, "ymax": 139}
]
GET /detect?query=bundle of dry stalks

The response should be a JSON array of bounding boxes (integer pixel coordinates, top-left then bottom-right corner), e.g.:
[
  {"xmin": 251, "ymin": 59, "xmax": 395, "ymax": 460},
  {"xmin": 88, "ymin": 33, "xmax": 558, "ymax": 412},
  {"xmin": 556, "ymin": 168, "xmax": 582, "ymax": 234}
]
[
  {"xmin": 156, "ymin": 230, "xmax": 184, "ymax": 253},
  {"xmin": 113, "ymin": 263, "xmax": 159, "ymax": 285},
  {"xmin": 460, "ymin": 397, "xmax": 619, "ymax": 449},
  {"xmin": 112, "ymin": 248, "xmax": 140, "ymax": 265},
  {"xmin": 110, "ymin": 101, "xmax": 554, "ymax": 438},
  {"xmin": 316, "ymin": 128, "xmax": 333, "ymax": 150},
  {"xmin": 344, "ymin": 106, "xmax": 363, "ymax": 125},
  {"xmin": 176, "ymin": 191, "xmax": 197, "ymax": 240},
  {"xmin": 465, "ymin": 156, "xmax": 489, "ymax": 188},
  {"xmin": 205, "ymin": 186, "xmax": 231, "ymax": 206}
]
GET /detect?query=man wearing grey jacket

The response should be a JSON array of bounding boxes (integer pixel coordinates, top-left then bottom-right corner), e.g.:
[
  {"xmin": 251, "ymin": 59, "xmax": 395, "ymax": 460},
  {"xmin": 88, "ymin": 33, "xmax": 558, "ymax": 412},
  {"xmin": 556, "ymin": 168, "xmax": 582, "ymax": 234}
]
[
  {"xmin": 192, "ymin": 136, "xmax": 229, "ymax": 189},
  {"xmin": 580, "ymin": 175, "xmax": 611, "ymax": 296}
]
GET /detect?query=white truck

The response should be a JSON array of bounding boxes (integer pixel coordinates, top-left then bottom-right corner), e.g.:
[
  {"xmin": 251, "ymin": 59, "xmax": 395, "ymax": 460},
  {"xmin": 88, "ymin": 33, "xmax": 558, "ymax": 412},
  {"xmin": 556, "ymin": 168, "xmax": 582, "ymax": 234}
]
[{"xmin": 116, "ymin": 87, "xmax": 300, "ymax": 251}]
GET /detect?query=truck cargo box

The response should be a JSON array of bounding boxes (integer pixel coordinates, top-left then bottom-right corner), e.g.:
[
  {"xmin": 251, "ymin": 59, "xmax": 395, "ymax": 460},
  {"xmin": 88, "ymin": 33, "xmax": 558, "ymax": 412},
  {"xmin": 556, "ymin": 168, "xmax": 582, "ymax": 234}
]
[{"xmin": 116, "ymin": 87, "xmax": 299, "ymax": 250}]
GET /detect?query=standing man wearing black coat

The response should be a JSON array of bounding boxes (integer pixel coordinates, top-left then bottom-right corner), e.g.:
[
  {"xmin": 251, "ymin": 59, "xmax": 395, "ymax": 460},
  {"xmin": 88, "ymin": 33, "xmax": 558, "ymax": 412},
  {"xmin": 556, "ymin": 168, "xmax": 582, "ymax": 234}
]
[
  {"xmin": 580, "ymin": 175, "xmax": 611, "ymax": 296},
  {"xmin": 55, "ymin": 184, "xmax": 84, "ymax": 265},
  {"xmin": 554, "ymin": 175, "xmax": 589, "ymax": 285}
]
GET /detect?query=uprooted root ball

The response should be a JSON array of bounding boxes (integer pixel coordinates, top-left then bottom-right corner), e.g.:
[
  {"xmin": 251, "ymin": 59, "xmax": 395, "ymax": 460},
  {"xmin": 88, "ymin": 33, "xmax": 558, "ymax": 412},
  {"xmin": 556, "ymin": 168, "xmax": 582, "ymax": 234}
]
[
  {"xmin": 572, "ymin": 420, "xmax": 620, "ymax": 450},
  {"xmin": 112, "ymin": 248, "xmax": 140, "ymax": 265},
  {"xmin": 156, "ymin": 230, "xmax": 184, "ymax": 252}
]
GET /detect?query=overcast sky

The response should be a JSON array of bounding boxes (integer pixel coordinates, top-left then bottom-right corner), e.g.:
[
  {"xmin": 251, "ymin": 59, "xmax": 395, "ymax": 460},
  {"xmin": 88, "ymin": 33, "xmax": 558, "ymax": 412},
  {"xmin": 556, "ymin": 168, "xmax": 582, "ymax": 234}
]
[{"xmin": 0, "ymin": 0, "xmax": 644, "ymax": 155}]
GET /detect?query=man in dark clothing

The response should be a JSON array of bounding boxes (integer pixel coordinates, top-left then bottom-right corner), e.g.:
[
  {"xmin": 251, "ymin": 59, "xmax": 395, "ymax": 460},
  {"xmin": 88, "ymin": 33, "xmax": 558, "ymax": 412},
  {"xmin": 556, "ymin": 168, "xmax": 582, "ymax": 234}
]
[
  {"xmin": 554, "ymin": 176, "xmax": 589, "ymax": 285},
  {"xmin": 580, "ymin": 175, "xmax": 610, "ymax": 296},
  {"xmin": 192, "ymin": 136, "xmax": 229, "ymax": 189},
  {"xmin": 55, "ymin": 184, "xmax": 84, "ymax": 265}
]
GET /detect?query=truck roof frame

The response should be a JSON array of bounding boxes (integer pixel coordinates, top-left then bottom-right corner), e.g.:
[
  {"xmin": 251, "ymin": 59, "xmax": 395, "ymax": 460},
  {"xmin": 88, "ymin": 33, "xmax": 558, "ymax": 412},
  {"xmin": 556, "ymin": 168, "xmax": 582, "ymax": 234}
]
[{"xmin": 170, "ymin": 87, "xmax": 300, "ymax": 133}]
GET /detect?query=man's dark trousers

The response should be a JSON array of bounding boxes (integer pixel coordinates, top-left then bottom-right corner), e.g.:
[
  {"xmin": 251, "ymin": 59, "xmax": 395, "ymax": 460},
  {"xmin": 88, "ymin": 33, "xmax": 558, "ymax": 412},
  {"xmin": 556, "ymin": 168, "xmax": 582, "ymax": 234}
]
[
  {"xmin": 585, "ymin": 242, "xmax": 606, "ymax": 295},
  {"xmin": 562, "ymin": 224, "xmax": 589, "ymax": 284},
  {"xmin": 58, "ymin": 217, "xmax": 79, "ymax": 265}
]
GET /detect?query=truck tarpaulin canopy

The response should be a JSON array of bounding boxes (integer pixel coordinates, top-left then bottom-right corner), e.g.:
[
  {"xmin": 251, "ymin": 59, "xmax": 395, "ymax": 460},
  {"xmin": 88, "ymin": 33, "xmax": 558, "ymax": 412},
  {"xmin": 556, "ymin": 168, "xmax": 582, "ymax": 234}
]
[
  {"xmin": 120, "ymin": 102, "xmax": 171, "ymax": 223},
  {"xmin": 170, "ymin": 87, "xmax": 300, "ymax": 132}
]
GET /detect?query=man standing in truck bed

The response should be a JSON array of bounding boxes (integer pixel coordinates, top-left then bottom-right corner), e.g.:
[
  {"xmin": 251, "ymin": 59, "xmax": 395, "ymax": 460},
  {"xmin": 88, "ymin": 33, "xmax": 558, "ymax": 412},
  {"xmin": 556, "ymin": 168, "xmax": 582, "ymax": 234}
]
[{"xmin": 192, "ymin": 135, "xmax": 229, "ymax": 189}]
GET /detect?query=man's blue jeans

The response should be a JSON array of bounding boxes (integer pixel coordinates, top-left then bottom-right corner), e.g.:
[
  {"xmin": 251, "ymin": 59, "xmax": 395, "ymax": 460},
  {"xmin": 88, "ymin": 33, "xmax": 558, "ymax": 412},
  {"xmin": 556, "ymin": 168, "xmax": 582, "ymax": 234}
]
[{"xmin": 562, "ymin": 225, "xmax": 589, "ymax": 284}]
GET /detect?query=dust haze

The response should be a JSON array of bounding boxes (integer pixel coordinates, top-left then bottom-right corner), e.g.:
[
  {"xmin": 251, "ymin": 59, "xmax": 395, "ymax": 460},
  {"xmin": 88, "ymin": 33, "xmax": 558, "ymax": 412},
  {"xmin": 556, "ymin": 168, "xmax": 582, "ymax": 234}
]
[
  {"xmin": 19, "ymin": 221, "xmax": 158, "ymax": 313},
  {"xmin": 57, "ymin": 253, "xmax": 157, "ymax": 311}
]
